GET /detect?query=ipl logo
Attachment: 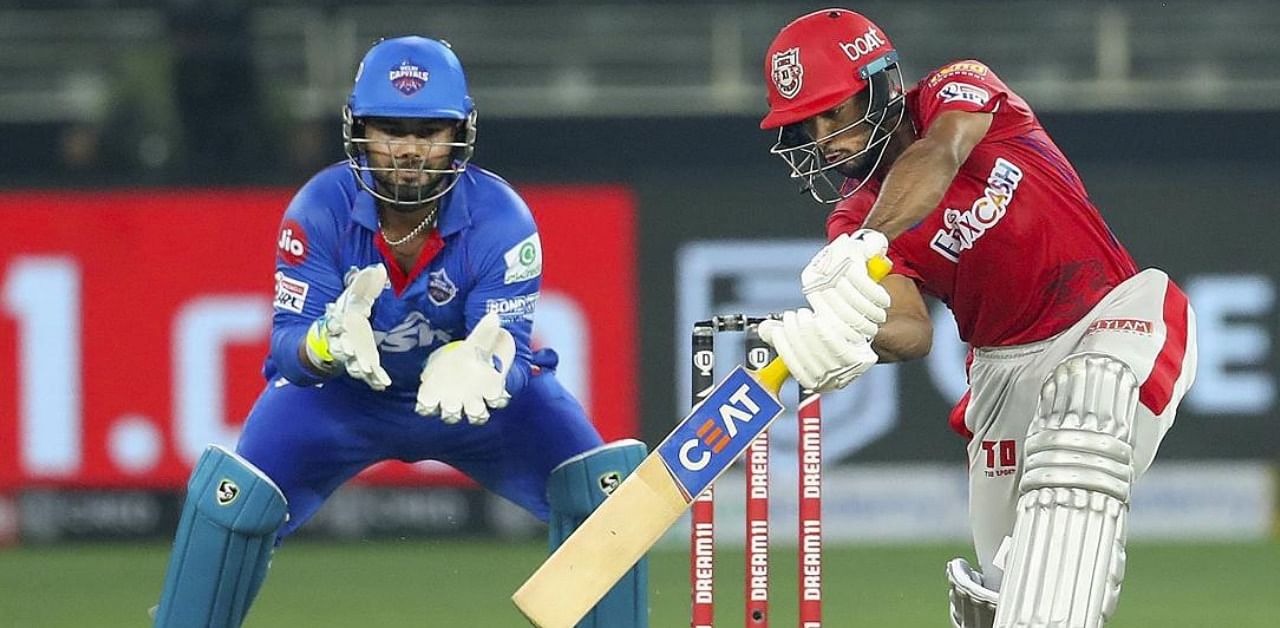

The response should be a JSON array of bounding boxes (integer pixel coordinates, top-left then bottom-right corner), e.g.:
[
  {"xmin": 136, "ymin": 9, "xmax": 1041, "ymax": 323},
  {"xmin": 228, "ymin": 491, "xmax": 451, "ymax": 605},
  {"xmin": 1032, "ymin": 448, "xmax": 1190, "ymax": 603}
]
[
  {"xmin": 389, "ymin": 60, "xmax": 430, "ymax": 95},
  {"xmin": 771, "ymin": 47, "xmax": 804, "ymax": 100}
]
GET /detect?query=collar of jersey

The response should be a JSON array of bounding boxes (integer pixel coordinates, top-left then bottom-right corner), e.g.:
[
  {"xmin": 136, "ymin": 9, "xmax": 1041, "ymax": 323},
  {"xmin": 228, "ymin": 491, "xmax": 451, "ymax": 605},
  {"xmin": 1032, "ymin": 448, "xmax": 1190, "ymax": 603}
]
[{"xmin": 349, "ymin": 171, "xmax": 473, "ymax": 238}]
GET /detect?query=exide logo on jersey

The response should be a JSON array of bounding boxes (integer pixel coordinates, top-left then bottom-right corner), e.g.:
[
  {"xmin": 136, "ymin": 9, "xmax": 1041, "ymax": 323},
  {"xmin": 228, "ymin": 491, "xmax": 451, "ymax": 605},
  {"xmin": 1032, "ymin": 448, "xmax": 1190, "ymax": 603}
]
[{"xmin": 277, "ymin": 220, "xmax": 309, "ymax": 266}]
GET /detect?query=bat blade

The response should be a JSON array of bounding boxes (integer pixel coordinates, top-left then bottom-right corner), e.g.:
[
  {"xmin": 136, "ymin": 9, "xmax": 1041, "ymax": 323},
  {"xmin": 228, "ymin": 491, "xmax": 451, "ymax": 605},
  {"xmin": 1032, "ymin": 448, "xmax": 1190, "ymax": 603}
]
[
  {"xmin": 513, "ymin": 254, "xmax": 890, "ymax": 626},
  {"xmin": 512, "ymin": 365, "xmax": 785, "ymax": 627}
]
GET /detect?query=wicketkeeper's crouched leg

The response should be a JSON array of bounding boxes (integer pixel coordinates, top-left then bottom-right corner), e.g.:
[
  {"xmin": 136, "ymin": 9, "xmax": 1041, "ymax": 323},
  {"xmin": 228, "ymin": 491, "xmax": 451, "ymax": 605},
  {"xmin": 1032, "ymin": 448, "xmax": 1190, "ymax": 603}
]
[
  {"xmin": 547, "ymin": 439, "xmax": 649, "ymax": 628},
  {"xmin": 153, "ymin": 445, "xmax": 288, "ymax": 628}
]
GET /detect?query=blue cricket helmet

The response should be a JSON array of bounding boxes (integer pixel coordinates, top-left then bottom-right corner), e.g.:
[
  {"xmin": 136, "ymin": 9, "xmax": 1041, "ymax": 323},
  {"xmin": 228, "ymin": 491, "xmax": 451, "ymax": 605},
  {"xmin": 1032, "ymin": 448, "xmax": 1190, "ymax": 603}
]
[
  {"xmin": 343, "ymin": 36, "xmax": 478, "ymax": 207},
  {"xmin": 348, "ymin": 36, "xmax": 474, "ymax": 119}
]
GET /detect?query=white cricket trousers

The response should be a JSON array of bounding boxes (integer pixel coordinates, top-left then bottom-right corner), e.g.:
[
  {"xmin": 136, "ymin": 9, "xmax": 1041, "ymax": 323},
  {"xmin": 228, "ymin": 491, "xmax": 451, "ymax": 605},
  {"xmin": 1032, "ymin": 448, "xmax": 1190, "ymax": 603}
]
[{"xmin": 958, "ymin": 268, "xmax": 1198, "ymax": 588}]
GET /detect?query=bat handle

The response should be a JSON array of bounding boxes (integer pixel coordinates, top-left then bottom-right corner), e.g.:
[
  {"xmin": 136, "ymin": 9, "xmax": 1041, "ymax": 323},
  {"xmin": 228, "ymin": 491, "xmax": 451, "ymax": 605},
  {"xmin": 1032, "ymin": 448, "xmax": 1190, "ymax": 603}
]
[
  {"xmin": 756, "ymin": 254, "xmax": 892, "ymax": 396},
  {"xmin": 867, "ymin": 253, "xmax": 892, "ymax": 282}
]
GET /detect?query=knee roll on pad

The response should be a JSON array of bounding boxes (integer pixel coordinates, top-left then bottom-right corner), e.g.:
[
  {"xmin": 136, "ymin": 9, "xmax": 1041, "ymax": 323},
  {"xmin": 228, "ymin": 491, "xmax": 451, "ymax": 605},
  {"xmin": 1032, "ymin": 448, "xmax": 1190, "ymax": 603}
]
[
  {"xmin": 994, "ymin": 353, "xmax": 1136, "ymax": 628},
  {"xmin": 547, "ymin": 439, "xmax": 648, "ymax": 628},
  {"xmin": 155, "ymin": 445, "xmax": 288, "ymax": 628}
]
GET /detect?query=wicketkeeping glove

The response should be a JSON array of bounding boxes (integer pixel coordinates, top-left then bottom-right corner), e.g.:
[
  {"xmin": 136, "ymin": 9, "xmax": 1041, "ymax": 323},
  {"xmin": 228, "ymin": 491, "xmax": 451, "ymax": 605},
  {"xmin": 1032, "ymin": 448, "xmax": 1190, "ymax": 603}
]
[
  {"xmin": 416, "ymin": 311, "xmax": 516, "ymax": 425},
  {"xmin": 304, "ymin": 263, "xmax": 392, "ymax": 391}
]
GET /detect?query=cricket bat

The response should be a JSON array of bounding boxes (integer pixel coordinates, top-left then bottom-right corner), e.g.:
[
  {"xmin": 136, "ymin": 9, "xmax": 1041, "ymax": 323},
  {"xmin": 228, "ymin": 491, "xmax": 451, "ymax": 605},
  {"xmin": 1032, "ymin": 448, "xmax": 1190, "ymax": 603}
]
[{"xmin": 511, "ymin": 256, "xmax": 892, "ymax": 628}]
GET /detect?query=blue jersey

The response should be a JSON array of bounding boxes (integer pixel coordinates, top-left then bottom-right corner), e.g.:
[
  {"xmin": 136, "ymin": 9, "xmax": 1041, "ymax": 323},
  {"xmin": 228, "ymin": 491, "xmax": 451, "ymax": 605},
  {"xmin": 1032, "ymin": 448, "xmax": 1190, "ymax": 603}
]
[{"xmin": 267, "ymin": 162, "xmax": 544, "ymax": 401}]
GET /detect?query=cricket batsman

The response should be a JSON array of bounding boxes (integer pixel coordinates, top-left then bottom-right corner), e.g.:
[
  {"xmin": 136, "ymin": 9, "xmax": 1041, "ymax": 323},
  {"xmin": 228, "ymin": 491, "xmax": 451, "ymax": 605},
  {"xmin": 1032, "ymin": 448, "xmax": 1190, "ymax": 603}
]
[
  {"xmin": 752, "ymin": 9, "xmax": 1198, "ymax": 627},
  {"xmin": 152, "ymin": 36, "xmax": 646, "ymax": 627}
]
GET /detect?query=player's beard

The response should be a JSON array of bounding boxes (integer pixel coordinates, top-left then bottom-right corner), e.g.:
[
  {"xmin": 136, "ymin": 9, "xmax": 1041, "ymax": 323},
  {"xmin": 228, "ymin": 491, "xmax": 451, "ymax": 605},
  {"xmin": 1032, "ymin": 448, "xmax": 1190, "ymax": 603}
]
[
  {"xmin": 372, "ymin": 168, "xmax": 447, "ymax": 211},
  {"xmin": 825, "ymin": 147, "xmax": 881, "ymax": 186},
  {"xmin": 828, "ymin": 122, "xmax": 900, "ymax": 185}
]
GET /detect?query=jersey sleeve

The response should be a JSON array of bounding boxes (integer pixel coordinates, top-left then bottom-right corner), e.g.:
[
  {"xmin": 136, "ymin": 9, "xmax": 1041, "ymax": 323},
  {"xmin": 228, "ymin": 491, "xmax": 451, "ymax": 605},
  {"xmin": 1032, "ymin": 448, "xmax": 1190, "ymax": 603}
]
[
  {"xmin": 913, "ymin": 60, "xmax": 1010, "ymax": 134},
  {"xmin": 267, "ymin": 185, "xmax": 346, "ymax": 386},
  {"xmin": 463, "ymin": 194, "xmax": 542, "ymax": 398}
]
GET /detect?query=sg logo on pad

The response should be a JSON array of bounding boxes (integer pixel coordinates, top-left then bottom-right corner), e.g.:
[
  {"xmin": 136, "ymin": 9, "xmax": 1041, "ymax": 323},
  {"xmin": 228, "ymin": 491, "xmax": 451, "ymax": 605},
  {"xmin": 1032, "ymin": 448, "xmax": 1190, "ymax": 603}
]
[
  {"xmin": 598, "ymin": 472, "xmax": 623, "ymax": 496},
  {"xmin": 216, "ymin": 479, "xmax": 240, "ymax": 506}
]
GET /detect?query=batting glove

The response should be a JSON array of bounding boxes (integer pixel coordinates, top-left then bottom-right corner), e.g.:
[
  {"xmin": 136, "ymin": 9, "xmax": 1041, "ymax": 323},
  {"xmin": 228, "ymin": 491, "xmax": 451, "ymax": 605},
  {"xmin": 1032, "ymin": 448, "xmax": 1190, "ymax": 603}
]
[
  {"xmin": 802, "ymin": 229, "xmax": 892, "ymax": 340},
  {"xmin": 758, "ymin": 308, "xmax": 878, "ymax": 392}
]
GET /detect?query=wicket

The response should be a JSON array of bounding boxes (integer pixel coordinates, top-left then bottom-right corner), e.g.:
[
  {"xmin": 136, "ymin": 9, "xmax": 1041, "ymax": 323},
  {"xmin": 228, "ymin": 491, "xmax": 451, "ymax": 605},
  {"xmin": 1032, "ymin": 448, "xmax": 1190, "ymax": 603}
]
[{"xmin": 689, "ymin": 315, "xmax": 822, "ymax": 628}]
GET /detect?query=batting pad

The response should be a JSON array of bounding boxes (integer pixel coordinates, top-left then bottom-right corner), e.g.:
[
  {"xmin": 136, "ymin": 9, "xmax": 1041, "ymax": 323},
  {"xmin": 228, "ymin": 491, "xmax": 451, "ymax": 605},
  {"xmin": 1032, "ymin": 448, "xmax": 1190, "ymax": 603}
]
[
  {"xmin": 994, "ymin": 353, "xmax": 1137, "ymax": 628},
  {"xmin": 548, "ymin": 439, "xmax": 649, "ymax": 628},
  {"xmin": 154, "ymin": 445, "xmax": 288, "ymax": 628}
]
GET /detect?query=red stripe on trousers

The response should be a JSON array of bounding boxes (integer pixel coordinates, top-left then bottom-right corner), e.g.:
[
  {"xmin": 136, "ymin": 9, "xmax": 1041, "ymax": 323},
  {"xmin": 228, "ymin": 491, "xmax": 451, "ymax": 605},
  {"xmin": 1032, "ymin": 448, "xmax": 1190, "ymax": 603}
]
[
  {"xmin": 1138, "ymin": 281, "xmax": 1190, "ymax": 415},
  {"xmin": 949, "ymin": 389, "xmax": 973, "ymax": 439}
]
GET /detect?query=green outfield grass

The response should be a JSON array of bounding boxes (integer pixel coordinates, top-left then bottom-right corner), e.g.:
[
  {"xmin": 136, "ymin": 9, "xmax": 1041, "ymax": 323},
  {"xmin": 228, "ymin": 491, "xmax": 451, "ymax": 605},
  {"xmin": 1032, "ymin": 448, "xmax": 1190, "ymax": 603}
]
[{"xmin": 1, "ymin": 540, "xmax": 1276, "ymax": 626}]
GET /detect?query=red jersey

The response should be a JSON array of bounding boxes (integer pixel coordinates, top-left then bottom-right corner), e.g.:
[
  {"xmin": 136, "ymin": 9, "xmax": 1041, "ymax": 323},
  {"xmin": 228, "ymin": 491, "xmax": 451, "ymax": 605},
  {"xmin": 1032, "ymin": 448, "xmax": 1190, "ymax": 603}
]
[{"xmin": 828, "ymin": 60, "xmax": 1138, "ymax": 347}]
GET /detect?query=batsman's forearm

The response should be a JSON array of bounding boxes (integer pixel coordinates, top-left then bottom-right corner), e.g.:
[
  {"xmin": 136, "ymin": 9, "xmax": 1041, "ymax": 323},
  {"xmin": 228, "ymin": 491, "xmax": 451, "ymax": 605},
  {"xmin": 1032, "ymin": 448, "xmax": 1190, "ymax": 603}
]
[
  {"xmin": 871, "ymin": 317, "xmax": 933, "ymax": 363},
  {"xmin": 862, "ymin": 137, "xmax": 962, "ymax": 240}
]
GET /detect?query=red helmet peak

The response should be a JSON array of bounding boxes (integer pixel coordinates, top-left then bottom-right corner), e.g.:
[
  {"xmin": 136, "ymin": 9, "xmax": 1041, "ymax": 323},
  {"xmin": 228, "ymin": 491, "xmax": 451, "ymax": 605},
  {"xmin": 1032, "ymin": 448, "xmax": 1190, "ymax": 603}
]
[{"xmin": 761, "ymin": 9, "xmax": 897, "ymax": 129}]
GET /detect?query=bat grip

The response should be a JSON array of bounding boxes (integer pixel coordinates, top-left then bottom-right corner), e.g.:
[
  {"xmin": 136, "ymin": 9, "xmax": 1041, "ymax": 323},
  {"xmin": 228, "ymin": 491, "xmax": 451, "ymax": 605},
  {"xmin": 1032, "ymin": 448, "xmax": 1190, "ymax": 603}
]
[
  {"xmin": 757, "ymin": 254, "xmax": 892, "ymax": 395},
  {"xmin": 867, "ymin": 253, "xmax": 892, "ymax": 282}
]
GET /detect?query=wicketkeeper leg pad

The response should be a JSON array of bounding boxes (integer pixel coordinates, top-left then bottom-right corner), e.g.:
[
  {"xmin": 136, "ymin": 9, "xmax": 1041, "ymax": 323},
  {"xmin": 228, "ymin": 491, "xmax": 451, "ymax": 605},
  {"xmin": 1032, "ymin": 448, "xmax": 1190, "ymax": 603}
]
[
  {"xmin": 154, "ymin": 445, "xmax": 289, "ymax": 628},
  {"xmin": 547, "ymin": 439, "xmax": 649, "ymax": 628},
  {"xmin": 947, "ymin": 557, "xmax": 997, "ymax": 628},
  {"xmin": 993, "ymin": 353, "xmax": 1136, "ymax": 628}
]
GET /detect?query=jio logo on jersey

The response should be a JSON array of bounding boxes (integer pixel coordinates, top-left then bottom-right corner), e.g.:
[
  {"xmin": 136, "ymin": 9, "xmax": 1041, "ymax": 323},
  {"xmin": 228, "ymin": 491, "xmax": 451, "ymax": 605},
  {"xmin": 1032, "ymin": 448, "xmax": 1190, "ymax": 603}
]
[
  {"xmin": 277, "ymin": 219, "xmax": 309, "ymax": 266},
  {"xmin": 389, "ymin": 60, "xmax": 429, "ymax": 96},
  {"xmin": 771, "ymin": 47, "xmax": 804, "ymax": 100}
]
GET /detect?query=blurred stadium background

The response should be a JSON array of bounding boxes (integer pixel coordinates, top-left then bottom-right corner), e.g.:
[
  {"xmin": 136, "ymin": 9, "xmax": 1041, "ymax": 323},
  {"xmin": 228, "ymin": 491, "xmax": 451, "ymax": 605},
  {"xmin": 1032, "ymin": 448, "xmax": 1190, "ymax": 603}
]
[{"xmin": 0, "ymin": 1, "xmax": 1277, "ymax": 626}]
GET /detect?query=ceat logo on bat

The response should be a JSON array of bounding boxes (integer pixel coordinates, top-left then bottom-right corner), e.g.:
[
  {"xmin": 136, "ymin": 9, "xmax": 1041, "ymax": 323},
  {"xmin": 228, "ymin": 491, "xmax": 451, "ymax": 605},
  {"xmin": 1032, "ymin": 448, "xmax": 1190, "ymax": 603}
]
[{"xmin": 656, "ymin": 367, "xmax": 784, "ymax": 502}]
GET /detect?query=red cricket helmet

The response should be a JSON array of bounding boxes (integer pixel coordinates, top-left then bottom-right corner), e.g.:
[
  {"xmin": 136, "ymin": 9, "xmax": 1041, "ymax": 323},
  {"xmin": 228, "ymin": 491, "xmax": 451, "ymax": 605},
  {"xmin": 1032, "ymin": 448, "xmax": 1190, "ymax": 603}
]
[
  {"xmin": 761, "ymin": 9, "xmax": 907, "ymax": 203},
  {"xmin": 761, "ymin": 9, "xmax": 897, "ymax": 129}
]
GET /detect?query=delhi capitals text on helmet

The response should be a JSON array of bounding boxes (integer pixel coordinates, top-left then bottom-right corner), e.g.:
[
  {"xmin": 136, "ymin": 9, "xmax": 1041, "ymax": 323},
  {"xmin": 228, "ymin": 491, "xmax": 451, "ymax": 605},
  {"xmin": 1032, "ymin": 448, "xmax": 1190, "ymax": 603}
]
[{"xmin": 343, "ymin": 36, "xmax": 478, "ymax": 206}]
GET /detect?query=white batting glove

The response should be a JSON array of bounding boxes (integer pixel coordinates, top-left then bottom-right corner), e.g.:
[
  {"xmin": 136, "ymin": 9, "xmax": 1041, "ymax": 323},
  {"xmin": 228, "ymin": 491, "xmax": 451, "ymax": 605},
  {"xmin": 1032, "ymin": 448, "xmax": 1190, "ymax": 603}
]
[
  {"xmin": 802, "ymin": 229, "xmax": 892, "ymax": 340},
  {"xmin": 416, "ymin": 311, "xmax": 516, "ymax": 425},
  {"xmin": 758, "ymin": 308, "xmax": 878, "ymax": 393},
  {"xmin": 304, "ymin": 264, "xmax": 392, "ymax": 391}
]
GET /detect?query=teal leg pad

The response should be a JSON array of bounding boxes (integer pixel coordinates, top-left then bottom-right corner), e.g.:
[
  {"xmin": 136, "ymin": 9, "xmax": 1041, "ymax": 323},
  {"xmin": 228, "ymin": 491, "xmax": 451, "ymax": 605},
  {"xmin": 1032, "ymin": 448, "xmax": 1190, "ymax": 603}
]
[
  {"xmin": 547, "ymin": 439, "xmax": 649, "ymax": 628},
  {"xmin": 154, "ymin": 445, "xmax": 288, "ymax": 628}
]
